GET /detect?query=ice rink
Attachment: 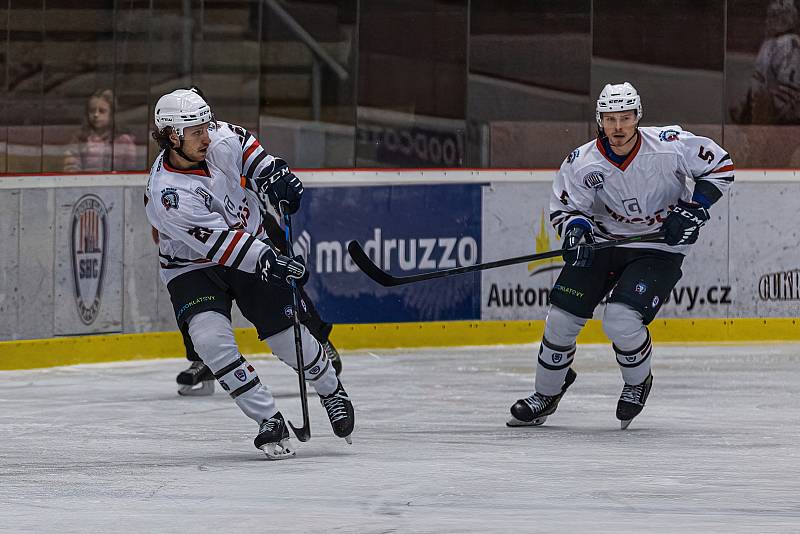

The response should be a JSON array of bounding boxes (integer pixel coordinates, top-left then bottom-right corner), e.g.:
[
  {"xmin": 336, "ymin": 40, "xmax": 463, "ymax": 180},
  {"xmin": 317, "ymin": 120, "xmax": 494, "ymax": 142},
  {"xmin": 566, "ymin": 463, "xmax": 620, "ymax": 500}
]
[{"xmin": 1, "ymin": 342, "xmax": 799, "ymax": 533}]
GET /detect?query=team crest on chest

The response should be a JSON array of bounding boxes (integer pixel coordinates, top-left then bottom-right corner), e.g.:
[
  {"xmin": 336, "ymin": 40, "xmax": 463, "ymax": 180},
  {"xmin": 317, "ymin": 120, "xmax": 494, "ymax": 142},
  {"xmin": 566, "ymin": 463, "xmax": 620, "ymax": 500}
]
[
  {"xmin": 582, "ymin": 171, "xmax": 605, "ymax": 190},
  {"xmin": 658, "ymin": 129, "xmax": 680, "ymax": 142},
  {"xmin": 161, "ymin": 187, "xmax": 179, "ymax": 210}
]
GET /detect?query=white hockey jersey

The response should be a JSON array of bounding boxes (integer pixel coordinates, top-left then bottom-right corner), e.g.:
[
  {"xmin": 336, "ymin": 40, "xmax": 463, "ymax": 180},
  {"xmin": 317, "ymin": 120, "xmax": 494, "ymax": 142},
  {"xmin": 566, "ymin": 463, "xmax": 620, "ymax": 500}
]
[
  {"xmin": 145, "ymin": 121, "xmax": 281, "ymax": 284},
  {"xmin": 550, "ymin": 125, "xmax": 734, "ymax": 255}
]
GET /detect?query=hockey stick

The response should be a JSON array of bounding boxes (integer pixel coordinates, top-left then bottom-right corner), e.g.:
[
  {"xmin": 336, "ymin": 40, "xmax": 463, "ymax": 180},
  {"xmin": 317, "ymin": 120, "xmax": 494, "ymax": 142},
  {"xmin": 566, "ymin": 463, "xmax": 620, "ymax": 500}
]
[
  {"xmin": 281, "ymin": 207, "xmax": 311, "ymax": 442},
  {"xmin": 347, "ymin": 231, "xmax": 666, "ymax": 287}
]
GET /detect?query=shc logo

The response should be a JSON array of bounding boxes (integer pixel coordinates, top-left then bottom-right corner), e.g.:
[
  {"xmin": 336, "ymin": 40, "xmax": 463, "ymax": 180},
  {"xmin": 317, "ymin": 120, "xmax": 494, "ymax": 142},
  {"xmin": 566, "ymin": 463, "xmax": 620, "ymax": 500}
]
[
  {"xmin": 582, "ymin": 171, "xmax": 605, "ymax": 190},
  {"xmin": 71, "ymin": 194, "xmax": 108, "ymax": 325},
  {"xmin": 234, "ymin": 369, "xmax": 247, "ymax": 382},
  {"xmin": 635, "ymin": 281, "xmax": 648, "ymax": 295}
]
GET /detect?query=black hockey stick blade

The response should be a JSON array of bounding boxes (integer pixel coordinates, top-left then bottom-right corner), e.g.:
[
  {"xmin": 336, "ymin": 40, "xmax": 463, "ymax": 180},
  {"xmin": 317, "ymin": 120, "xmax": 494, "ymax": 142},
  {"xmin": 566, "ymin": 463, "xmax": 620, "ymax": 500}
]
[
  {"xmin": 288, "ymin": 419, "xmax": 311, "ymax": 442},
  {"xmin": 347, "ymin": 231, "xmax": 665, "ymax": 287}
]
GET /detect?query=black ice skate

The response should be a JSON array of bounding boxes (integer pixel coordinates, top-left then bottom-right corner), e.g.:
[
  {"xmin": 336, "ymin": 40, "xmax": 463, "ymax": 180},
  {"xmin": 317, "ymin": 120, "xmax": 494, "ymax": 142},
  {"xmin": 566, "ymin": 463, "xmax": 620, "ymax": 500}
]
[
  {"xmin": 322, "ymin": 340, "xmax": 342, "ymax": 376},
  {"xmin": 254, "ymin": 411, "xmax": 295, "ymax": 460},
  {"xmin": 176, "ymin": 361, "xmax": 215, "ymax": 396},
  {"xmin": 507, "ymin": 367, "xmax": 577, "ymax": 427},
  {"xmin": 617, "ymin": 373, "xmax": 653, "ymax": 430},
  {"xmin": 320, "ymin": 380, "xmax": 354, "ymax": 443}
]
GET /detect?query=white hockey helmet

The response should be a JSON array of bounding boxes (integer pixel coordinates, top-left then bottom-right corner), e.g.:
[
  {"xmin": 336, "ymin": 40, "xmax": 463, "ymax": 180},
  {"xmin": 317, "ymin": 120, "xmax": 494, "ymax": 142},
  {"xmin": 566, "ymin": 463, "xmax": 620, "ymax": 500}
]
[
  {"xmin": 154, "ymin": 88, "xmax": 212, "ymax": 137},
  {"xmin": 595, "ymin": 82, "xmax": 643, "ymax": 126}
]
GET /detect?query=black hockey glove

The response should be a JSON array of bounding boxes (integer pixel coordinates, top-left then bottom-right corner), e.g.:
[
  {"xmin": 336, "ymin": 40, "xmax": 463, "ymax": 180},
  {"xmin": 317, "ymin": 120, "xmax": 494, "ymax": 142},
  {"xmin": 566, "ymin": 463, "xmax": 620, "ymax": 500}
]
[
  {"xmin": 562, "ymin": 222, "xmax": 595, "ymax": 268},
  {"xmin": 257, "ymin": 246, "xmax": 309, "ymax": 287},
  {"xmin": 255, "ymin": 158, "xmax": 303, "ymax": 215},
  {"xmin": 662, "ymin": 199, "xmax": 709, "ymax": 246}
]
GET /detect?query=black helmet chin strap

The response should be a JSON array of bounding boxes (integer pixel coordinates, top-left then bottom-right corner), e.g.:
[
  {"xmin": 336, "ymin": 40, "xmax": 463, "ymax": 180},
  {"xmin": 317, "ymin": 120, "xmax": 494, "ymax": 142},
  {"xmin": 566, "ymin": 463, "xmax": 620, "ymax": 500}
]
[{"xmin": 173, "ymin": 138, "xmax": 202, "ymax": 165}]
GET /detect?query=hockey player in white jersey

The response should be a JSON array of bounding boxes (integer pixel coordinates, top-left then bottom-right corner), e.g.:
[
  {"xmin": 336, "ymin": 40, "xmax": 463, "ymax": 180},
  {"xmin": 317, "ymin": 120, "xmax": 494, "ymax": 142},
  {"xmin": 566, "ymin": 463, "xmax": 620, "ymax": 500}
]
[
  {"xmin": 508, "ymin": 82, "xmax": 734, "ymax": 429},
  {"xmin": 145, "ymin": 88, "xmax": 354, "ymax": 458}
]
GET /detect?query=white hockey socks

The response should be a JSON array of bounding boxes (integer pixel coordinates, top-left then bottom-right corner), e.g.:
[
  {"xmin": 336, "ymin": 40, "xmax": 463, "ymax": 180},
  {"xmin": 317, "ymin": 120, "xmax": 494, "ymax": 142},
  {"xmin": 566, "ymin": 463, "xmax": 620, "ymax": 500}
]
[
  {"xmin": 187, "ymin": 311, "xmax": 278, "ymax": 422},
  {"xmin": 265, "ymin": 325, "xmax": 338, "ymax": 396}
]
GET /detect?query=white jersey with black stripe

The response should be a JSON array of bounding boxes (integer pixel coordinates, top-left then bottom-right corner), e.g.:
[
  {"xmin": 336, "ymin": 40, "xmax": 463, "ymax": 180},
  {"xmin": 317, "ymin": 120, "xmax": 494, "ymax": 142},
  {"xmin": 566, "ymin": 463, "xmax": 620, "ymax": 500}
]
[
  {"xmin": 145, "ymin": 121, "xmax": 277, "ymax": 284},
  {"xmin": 550, "ymin": 125, "xmax": 734, "ymax": 254}
]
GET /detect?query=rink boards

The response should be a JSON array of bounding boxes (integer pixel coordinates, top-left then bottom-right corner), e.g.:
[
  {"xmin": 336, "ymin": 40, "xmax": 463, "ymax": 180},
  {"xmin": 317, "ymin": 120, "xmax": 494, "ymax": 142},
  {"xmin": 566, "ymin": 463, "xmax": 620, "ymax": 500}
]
[{"xmin": 0, "ymin": 170, "xmax": 798, "ymax": 368}]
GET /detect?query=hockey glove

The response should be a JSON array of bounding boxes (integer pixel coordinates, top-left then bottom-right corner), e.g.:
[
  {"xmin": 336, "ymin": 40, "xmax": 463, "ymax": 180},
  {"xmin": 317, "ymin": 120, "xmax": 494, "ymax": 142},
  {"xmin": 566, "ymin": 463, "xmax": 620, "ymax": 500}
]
[
  {"xmin": 662, "ymin": 199, "xmax": 709, "ymax": 246},
  {"xmin": 257, "ymin": 247, "xmax": 309, "ymax": 287},
  {"xmin": 254, "ymin": 158, "xmax": 303, "ymax": 215},
  {"xmin": 562, "ymin": 221, "xmax": 595, "ymax": 268}
]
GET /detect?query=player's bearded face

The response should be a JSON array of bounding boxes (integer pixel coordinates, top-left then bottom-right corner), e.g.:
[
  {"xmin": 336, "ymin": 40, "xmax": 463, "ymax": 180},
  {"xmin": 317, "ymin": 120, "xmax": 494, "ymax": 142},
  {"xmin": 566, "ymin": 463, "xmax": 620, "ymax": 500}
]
[
  {"xmin": 173, "ymin": 123, "xmax": 211, "ymax": 161},
  {"xmin": 602, "ymin": 111, "xmax": 638, "ymax": 149}
]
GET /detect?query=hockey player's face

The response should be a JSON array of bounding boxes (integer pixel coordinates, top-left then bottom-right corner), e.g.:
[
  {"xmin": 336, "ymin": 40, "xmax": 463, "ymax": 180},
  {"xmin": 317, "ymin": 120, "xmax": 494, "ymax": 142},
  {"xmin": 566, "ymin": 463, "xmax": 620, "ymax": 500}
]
[
  {"xmin": 176, "ymin": 124, "xmax": 211, "ymax": 161},
  {"xmin": 602, "ymin": 111, "xmax": 638, "ymax": 152}
]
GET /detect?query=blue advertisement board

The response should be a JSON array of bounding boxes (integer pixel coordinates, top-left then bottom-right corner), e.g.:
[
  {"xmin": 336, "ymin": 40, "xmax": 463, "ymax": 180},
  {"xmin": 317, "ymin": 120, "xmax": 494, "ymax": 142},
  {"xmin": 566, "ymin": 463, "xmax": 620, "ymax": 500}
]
[{"xmin": 292, "ymin": 184, "xmax": 482, "ymax": 323}]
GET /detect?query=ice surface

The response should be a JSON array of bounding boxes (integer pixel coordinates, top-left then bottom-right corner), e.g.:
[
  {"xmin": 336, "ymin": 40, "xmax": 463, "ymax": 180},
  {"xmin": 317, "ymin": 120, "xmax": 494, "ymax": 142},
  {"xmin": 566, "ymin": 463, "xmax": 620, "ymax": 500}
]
[{"xmin": 1, "ymin": 343, "xmax": 799, "ymax": 533}]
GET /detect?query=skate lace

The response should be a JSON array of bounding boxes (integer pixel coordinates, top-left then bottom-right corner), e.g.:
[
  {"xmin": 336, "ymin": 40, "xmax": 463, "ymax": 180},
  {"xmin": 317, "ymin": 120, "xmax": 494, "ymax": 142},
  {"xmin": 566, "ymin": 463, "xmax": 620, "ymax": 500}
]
[
  {"xmin": 620, "ymin": 382, "xmax": 645, "ymax": 405},
  {"xmin": 523, "ymin": 393, "xmax": 553, "ymax": 413},
  {"xmin": 260, "ymin": 417, "xmax": 280, "ymax": 434},
  {"xmin": 190, "ymin": 361, "xmax": 205, "ymax": 371},
  {"xmin": 321, "ymin": 393, "xmax": 348, "ymax": 423},
  {"xmin": 322, "ymin": 341, "xmax": 339, "ymax": 360}
]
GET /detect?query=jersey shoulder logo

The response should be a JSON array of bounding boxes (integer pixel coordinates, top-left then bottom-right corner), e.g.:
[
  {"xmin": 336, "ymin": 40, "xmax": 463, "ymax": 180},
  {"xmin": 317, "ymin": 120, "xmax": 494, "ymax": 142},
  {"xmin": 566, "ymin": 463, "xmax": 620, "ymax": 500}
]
[
  {"xmin": 658, "ymin": 129, "xmax": 680, "ymax": 142},
  {"xmin": 567, "ymin": 149, "xmax": 580, "ymax": 164},
  {"xmin": 161, "ymin": 187, "xmax": 180, "ymax": 211},
  {"xmin": 582, "ymin": 171, "xmax": 605, "ymax": 189}
]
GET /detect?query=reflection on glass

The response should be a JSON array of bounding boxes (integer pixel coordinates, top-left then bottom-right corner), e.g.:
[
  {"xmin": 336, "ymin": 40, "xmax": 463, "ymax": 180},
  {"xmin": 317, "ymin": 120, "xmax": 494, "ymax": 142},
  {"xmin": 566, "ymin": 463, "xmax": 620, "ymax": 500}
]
[
  {"xmin": 113, "ymin": 0, "xmax": 152, "ymax": 172},
  {"xmin": 259, "ymin": 0, "xmax": 356, "ymax": 168},
  {"xmin": 593, "ymin": 0, "xmax": 724, "ymax": 128},
  {"xmin": 356, "ymin": 0, "xmax": 467, "ymax": 168},
  {"xmin": 469, "ymin": 0, "xmax": 591, "ymax": 167},
  {"xmin": 726, "ymin": 0, "xmax": 800, "ymax": 167},
  {"xmin": 43, "ymin": 2, "xmax": 116, "ymax": 172},
  {"xmin": 0, "ymin": 2, "xmax": 7, "ymax": 173},
  {"xmin": 7, "ymin": 1, "xmax": 44, "ymax": 173}
]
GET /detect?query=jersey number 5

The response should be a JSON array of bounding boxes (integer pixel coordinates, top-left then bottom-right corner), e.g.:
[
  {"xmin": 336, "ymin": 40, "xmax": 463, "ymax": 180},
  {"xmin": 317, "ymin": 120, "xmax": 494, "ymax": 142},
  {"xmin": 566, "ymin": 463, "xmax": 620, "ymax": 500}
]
[{"xmin": 697, "ymin": 146, "xmax": 715, "ymax": 163}]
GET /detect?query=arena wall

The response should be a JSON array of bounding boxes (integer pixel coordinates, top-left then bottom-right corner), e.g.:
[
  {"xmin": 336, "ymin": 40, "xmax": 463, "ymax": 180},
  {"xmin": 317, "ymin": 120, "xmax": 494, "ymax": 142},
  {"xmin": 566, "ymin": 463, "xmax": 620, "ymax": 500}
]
[{"xmin": 0, "ymin": 170, "xmax": 797, "ymax": 369}]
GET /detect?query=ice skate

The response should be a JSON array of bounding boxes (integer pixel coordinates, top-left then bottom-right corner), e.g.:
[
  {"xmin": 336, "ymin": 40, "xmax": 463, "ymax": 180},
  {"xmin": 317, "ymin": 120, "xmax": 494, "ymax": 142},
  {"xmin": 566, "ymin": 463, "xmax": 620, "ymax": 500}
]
[
  {"xmin": 176, "ymin": 361, "xmax": 215, "ymax": 396},
  {"xmin": 322, "ymin": 340, "xmax": 342, "ymax": 376},
  {"xmin": 320, "ymin": 380, "xmax": 354, "ymax": 444},
  {"xmin": 507, "ymin": 367, "xmax": 577, "ymax": 427},
  {"xmin": 617, "ymin": 373, "xmax": 653, "ymax": 429},
  {"xmin": 254, "ymin": 412, "xmax": 295, "ymax": 460}
]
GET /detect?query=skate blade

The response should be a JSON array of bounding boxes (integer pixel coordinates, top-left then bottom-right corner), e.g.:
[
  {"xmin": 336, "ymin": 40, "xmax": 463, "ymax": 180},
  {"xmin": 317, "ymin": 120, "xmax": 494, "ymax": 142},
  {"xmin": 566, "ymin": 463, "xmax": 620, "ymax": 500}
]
[
  {"xmin": 342, "ymin": 434, "xmax": 352, "ymax": 445},
  {"xmin": 178, "ymin": 381, "xmax": 215, "ymax": 396},
  {"xmin": 260, "ymin": 438, "xmax": 296, "ymax": 460},
  {"xmin": 620, "ymin": 419, "xmax": 633, "ymax": 430},
  {"xmin": 506, "ymin": 415, "xmax": 548, "ymax": 427}
]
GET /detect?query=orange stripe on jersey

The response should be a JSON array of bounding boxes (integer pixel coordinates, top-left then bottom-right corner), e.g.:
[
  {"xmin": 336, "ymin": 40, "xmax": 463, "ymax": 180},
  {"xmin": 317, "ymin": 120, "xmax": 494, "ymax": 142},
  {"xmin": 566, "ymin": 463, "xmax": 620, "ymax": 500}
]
[
  {"xmin": 711, "ymin": 164, "xmax": 735, "ymax": 173},
  {"xmin": 242, "ymin": 139, "xmax": 261, "ymax": 165},
  {"xmin": 219, "ymin": 232, "xmax": 244, "ymax": 264},
  {"xmin": 163, "ymin": 158, "xmax": 209, "ymax": 177},
  {"xmin": 240, "ymin": 175, "xmax": 247, "ymax": 188}
]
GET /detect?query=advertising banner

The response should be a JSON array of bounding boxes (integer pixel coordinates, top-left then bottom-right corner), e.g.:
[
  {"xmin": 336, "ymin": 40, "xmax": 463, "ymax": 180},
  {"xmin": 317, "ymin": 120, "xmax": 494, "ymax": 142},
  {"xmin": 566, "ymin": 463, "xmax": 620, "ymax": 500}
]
[
  {"xmin": 730, "ymin": 183, "xmax": 800, "ymax": 318},
  {"xmin": 292, "ymin": 184, "xmax": 482, "ymax": 323},
  {"xmin": 54, "ymin": 188, "xmax": 123, "ymax": 335},
  {"xmin": 481, "ymin": 182, "xmax": 747, "ymax": 320},
  {"xmin": 481, "ymin": 182, "xmax": 564, "ymax": 321}
]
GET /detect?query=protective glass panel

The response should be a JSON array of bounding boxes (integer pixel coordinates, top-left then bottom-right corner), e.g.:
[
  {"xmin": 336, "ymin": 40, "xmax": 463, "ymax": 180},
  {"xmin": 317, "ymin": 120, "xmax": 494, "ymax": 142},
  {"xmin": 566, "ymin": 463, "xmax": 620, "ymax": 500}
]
[
  {"xmin": 356, "ymin": 0, "xmax": 467, "ymax": 168},
  {"xmin": 7, "ymin": 0, "xmax": 44, "ymax": 173},
  {"xmin": 469, "ymin": 0, "xmax": 591, "ymax": 167},
  {"xmin": 593, "ymin": 0, "xmax": 725, "ymax": 144},
  {"xmin": 725, "ymin": 0, "xmax": 800, "ymax": 167},
  {"xmin": 259, "ymin": 0, "xmax": 357, "ymax": 168}
]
